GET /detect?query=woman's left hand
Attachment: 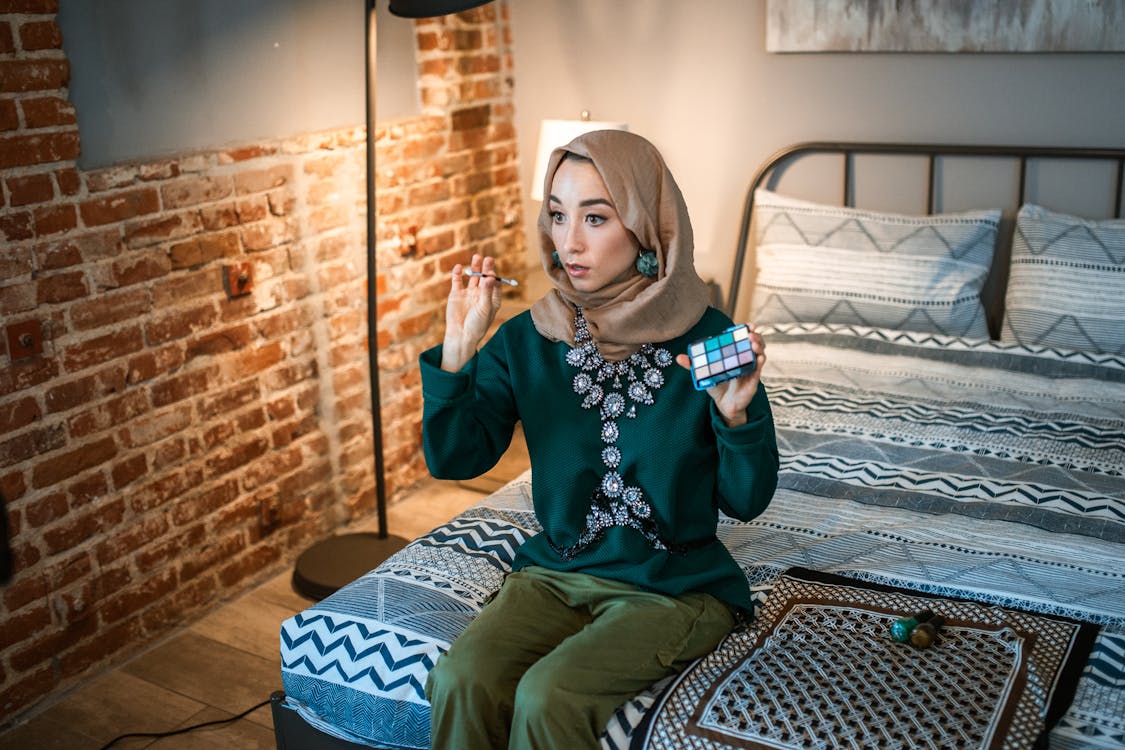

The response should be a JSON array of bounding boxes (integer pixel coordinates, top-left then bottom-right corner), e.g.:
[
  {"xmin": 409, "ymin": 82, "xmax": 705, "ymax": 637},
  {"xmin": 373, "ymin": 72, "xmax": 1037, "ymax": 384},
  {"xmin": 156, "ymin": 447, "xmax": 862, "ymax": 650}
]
[{"xmin": 675, "ymin": 325, "xmax": 767, "ymax": 428}]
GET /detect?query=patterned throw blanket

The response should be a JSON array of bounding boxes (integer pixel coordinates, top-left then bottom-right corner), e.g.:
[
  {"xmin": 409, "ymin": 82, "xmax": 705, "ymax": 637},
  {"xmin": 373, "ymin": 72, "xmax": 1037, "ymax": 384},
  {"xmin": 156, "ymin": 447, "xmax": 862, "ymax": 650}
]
[
  {"xmin": 633, "ymin": 568, "xmax": 1097, "ymax": 749},
  {"xmin": 279, "ymin": 325, "xmax": 1125, "ymax": 750}
]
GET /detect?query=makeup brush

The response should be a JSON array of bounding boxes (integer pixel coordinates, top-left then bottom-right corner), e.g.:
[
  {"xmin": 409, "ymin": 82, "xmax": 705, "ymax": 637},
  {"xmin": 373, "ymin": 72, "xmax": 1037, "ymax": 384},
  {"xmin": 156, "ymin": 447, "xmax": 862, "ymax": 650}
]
[{"xmin": 463, "ymin": 270, "xmax": 519, "ymax": 287}]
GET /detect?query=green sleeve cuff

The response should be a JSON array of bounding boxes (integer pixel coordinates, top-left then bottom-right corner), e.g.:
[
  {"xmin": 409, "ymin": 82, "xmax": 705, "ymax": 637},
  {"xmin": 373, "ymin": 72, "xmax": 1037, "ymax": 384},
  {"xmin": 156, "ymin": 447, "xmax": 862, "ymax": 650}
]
[
  {"xmin": 419, "ymin": 344, "xmax": 475, "ymax": 403},
  {"xmin": 710, "ymin": 403, "xmax": 773, "ymax": 449}
]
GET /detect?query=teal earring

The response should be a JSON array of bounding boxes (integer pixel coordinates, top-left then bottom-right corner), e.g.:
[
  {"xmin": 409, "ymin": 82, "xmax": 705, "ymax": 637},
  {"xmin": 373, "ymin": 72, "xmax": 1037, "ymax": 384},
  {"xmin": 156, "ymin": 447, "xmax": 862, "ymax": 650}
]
[
  {"xmin": 635, "ymin": 250, "xmax": 658, "ymax": 278},
  {"xmin": 551, "ymin": 251, "xmax": 562, "ymax": 269}
]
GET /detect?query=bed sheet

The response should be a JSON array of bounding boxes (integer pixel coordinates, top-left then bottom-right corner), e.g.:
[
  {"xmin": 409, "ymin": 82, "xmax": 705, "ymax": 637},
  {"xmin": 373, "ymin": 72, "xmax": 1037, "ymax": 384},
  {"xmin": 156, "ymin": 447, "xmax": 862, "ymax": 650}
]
[{"xmin": 280, "ymin": 324, "xmax": 1125, "ymax": 749}]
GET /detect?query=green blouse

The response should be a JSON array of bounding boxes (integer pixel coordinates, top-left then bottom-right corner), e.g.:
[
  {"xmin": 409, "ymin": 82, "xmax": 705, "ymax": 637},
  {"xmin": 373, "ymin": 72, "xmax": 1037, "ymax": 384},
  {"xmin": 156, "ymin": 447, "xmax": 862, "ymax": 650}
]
[{"xmin": 419, "ymin": 307, "xmax": 779, "ymax": 612}]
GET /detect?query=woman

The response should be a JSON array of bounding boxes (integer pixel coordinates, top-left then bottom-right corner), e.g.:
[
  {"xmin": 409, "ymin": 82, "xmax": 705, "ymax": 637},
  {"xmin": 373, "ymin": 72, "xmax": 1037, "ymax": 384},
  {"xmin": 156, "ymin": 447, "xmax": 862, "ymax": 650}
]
[{"xmin": 420, "ymin": 129, "xmax": 778, "ymax": 749}]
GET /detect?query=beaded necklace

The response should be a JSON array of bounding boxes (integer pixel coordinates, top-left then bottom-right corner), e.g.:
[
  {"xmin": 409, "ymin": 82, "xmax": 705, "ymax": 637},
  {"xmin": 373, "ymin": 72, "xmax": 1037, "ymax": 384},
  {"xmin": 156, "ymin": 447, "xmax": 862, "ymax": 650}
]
[{"xmin": 551, "ymin": 307, "xmax": 683, "ymax": 560}]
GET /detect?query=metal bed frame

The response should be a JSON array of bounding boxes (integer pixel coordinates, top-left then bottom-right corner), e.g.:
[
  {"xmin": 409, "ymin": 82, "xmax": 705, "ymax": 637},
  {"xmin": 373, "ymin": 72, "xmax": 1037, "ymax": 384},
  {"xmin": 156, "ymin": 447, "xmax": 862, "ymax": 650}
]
[{"xmin": 725, "ymin": 142, "xmax": 1125, "ymax": 330}]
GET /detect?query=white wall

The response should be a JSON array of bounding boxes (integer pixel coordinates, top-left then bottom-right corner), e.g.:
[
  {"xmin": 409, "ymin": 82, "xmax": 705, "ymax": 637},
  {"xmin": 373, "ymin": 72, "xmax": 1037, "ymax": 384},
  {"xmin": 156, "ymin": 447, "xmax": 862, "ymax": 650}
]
[{"xmin": 509, "ymin": 0, "xmax": 1125, "ymax": 301}]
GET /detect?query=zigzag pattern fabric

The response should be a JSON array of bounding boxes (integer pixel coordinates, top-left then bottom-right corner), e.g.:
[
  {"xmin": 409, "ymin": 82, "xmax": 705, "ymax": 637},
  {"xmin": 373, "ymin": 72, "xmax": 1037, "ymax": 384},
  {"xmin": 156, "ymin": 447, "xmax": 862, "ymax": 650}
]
[
  {"xmin": 277, "ymin": 326, "xmax": 1124, "ymax": 749},
  {"xmin": 1002, "ymin": 203, "xmax": 1125, "ymax": 355},
  {"xmin": 750, "ymin": 189, "xmax": 999, "ymax": 338}
]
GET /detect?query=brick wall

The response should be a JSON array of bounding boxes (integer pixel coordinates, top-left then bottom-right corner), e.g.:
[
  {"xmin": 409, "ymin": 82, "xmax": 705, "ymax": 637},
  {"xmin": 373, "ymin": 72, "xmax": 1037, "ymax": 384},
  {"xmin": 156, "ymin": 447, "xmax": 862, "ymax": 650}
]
[{"xmin": 0, "ymin": 0, "xmax": 524, "ymax": 722}]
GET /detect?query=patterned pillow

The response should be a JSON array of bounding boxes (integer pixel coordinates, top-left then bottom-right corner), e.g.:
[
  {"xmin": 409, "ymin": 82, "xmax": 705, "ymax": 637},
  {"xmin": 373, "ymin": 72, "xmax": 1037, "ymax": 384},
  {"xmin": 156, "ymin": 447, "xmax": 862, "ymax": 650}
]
[
  {"xmin": 1001, "ymin": 204, "xmax": 1125, "ymax": 355},
  {"xmin": 750, "ymin": 189, "xmax": 999, "ymax": 338}
]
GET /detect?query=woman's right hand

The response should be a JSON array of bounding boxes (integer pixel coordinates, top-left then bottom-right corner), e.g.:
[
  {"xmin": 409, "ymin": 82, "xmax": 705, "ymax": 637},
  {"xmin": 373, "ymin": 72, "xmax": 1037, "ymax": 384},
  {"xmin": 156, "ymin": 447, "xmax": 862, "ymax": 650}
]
[{"xmin": 440, "ymin": 254, "xmax": 503, "ymax": 372}]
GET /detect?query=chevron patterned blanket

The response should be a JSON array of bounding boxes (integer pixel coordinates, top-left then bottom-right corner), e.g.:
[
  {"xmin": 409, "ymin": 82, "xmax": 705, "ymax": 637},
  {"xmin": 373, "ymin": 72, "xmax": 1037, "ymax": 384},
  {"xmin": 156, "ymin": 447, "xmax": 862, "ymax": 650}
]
[{"xmin": 279, "ymin": 325, "xmax": 1125, "ymax": 749}]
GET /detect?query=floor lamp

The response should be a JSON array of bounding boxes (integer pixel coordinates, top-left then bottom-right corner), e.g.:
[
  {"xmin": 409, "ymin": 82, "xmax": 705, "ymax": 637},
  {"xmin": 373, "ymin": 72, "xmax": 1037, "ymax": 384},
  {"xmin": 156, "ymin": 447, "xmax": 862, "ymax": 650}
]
[{"xmin": 292, "ymin": 0, "xmax": 493, "ymax": 600}]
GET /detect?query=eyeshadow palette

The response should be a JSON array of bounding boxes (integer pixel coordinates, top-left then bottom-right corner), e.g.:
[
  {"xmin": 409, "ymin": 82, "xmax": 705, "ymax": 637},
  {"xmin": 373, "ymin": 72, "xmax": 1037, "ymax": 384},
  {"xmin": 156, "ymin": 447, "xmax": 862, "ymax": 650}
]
[{"xmin": 687, "ymin": 324, "xmax": 756, "ymax": 390}]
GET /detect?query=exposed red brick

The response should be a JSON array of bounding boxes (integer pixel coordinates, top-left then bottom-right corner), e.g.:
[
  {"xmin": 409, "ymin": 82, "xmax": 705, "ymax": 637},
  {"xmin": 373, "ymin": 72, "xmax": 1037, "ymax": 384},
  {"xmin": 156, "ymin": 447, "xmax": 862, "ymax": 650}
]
[
  {"xmin": 2, "ymin": 569, "xmax": 44, "ymax": 613},
  {"xmin": 167, "ymin": 230, "xmax": 239, "ymax": 269},
  {"xmin": 67, "ymin": 471, "xmax": 107, "ymax": 508},
  {"xmin": 67, "ymin": 389, "xmax": 149, "ymax": 439},
  {"xmin": 144, "ymin": 301, "xmax": 219, "ymax": 346},
  {"xmin": 84, "ymin": 164, "xmax": 137, "ymax": 193},
  {"xmin": 0, "ymin": 422, "xmax": 64, "ymax": 469},
  {"xmin": 97, "ymin": 566, "xmax": 178, "ymax": 624},
  {"xmin": 111, "ymin": 248, "xmax": 170, "ymax": 287},
  {"xmin": 451, "ymin": 104, "xmax": 490, "ymax": 131},
  {"xmin": 218, "ymin": 144, "xmax": 278, "ymax": 163},
  {"xmin": 0, "ymin": 395, "xmax": 40, "ymax": 434},
  {"xmin": 0, "ymin": 209, "xmax": 32, "ymax": 241},
  {"xmin": 239, "ymin": 217, "xmax": 296, "ymax": 251},
  {"xmin": 133, "ymin": 523, "xmax": 204, "ymax": 571},
  {"xmin": 0, "ymin": 666, "xmax": 57, "ymax": 723},
  {"xmin": 0, "ymin": 0, "xmax": 61, "ymax": 13},
  {"xmin": 0, "ymin": 244, "xmax": 32, "ymax": 281},
  {"xmin": 54, "ymin": 166, "xmax": 80, "ymax": 195},
  {"xmin": 216, "ymin": 543, "xmax": 280, "ymax": 588},
  {"xmin": 32, "ymin": 201, "xmax": 76, "ymax": 236},
  {"xmin": 137, "ymin": 160, "xmax": 180, "ymax": 181},
  {"xmin": 23, "ymin": 490, "xmax": 66, "ymax": 528},
  {"xmin": 0, "ymin": 355, "xmax": 58, "ymax": 399},
  {"xmin": 186, "ymin": 325, "xmax": 253, "ymax": 362},
  {"xmin": 36, "ymin": 230, "xmax": 121, "ymax": 269},
  {"xmin": 32, "ymin": 436, "xmax": 117, "ymax": 490},
  {"xmin": 6, "ymin": 171, "xmax": 53, "ymax": 206},
  {"xmin": 234, "ymin": 165, "xmax": 291, "ymax": 195},
  {"xmin": 19, "ymin": 96, "xmax": 76, "ymax": 131},
  {"xmin": 0, "ymin": 20, "xmax": 13, "ymax": 54},
  {"xmin": 43, "ymin": 366, "xmax": 127, "ymax": 415},
  {"xmin": 179, "ymin": 532, "xmax": 244, "ymax": 581},
  {"xmin": 199, "ymin": 202, "xmax": 238, "ymax": 231},
  {"xmin": 119, "ymin": 402, "xmax": 192, "ymax": 449},
  {"xmin": 124, "ymin": 344, "xmax": 184, "ymax": 386},
  {"xmin": 122, "ymin": 211, "xmax": 203, "ymax": 249},
  {"xmin": 95, "ymin": 514, "xmax": 169, "ymax": 567},
  {"xmin": 235, "ymin": 195, "xmax": 268, "ymax": 223},
  {"xmin": 57, "ymin": 618, "xmax": 143, "ymax": 681},
  {"xmin": 161, "ymin": 175, "xmax": 234, "ymax": 209},
  {"xmin": 149, "ymin": 365, "xmax": 216, "ymax": 408},
  {"xmin": 0, "ymin": 59, "xmax": 69, "ymax": 94},
  {"xmin": 170, "ymin": 478, "xmax": 240, "ymax": 526},
  {"xmin": 36, "ymin": 269, "xmax": 87, "ymax": 304},
  {"xmin": 79, "ymin": 188, "xmax": 160, "ymax": 227},
  {"xmin": 61, "ymin": 326, "xmax": 144, "ymax": 373},
  {"xmin": 17, "ymin": 20, "xmax": 62, "ymax": 50},
  {"xmin": 0, "ymin": 96, "xmax": 18, "ymax": 131},
  {"xmin": 0, "ymin": 469, "xmax": 27, "ymax": 503},
  {"xmin": 69, "ymin": 288, "xmax": 151, "ymax": 331},
  {"xmin": 0, "ymin": 129, "xmax": 79, "ymax": 169}
]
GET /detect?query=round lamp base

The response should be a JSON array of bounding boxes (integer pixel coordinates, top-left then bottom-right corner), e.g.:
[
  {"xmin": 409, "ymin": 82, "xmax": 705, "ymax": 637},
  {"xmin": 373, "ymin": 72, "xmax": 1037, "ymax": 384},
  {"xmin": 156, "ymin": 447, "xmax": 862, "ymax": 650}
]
[{"xmin": 292, "ymin": 532, "xmax": 410, "ymax": 600}]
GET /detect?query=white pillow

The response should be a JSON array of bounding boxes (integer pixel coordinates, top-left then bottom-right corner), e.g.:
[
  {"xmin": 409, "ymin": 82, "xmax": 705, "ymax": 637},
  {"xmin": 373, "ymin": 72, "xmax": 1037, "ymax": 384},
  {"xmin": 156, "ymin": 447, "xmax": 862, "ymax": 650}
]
[
  {"xmin": 1002, "ymin": 204, "xmax": 1125, "ymax": 355},
  {"xmin": 750, "ymin": 189, "xmax": 999, "ymax": 339}
]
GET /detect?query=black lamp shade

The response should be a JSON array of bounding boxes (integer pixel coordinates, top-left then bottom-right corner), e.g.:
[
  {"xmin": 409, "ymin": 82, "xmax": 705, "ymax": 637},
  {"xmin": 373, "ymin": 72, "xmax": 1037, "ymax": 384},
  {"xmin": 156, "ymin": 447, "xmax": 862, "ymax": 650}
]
[{"xmin": 388, "ymin": 0, "xmax": 492, "ymax": 18}]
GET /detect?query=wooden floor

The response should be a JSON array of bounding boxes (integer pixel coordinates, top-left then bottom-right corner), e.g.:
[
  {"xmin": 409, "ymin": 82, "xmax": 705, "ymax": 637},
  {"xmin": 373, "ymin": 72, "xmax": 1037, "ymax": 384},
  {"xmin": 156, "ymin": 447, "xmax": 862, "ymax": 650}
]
[{"xmin": 0, "ymin": 432, "xmax": 530, "ymax": 749}]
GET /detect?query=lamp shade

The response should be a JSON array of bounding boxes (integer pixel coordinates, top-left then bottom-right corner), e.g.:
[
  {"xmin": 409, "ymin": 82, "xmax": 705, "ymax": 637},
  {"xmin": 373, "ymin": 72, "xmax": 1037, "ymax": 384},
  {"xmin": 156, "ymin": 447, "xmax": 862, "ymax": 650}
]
[
  {"xmin": 389, "ymin": 0, "xmax": 492, "ymax": 18},
  {"xmin": 531, "ymin": 118, "xmax": 629, "ymax": 202}
]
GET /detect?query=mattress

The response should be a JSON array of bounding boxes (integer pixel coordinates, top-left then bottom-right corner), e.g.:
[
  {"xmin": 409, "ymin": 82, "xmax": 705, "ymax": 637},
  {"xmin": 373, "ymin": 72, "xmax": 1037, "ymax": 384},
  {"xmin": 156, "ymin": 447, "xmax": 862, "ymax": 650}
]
[{"xmin": 280, "ymin": 324, "xmax": 1125, "ymax": 749}]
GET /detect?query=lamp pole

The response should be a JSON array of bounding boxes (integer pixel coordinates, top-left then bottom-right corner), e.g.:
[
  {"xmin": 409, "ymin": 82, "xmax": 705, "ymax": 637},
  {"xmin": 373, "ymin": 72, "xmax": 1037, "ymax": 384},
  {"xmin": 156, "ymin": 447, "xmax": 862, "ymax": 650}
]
[{"xmin": 290, "ymin": 0, "xmax": 412, "ymax": 600}]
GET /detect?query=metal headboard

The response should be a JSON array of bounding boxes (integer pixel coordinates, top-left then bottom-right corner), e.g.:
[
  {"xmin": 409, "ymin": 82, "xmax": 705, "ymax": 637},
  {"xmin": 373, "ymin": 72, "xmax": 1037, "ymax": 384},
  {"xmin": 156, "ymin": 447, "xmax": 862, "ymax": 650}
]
[{"xmin": 725, "ymin": 141, "xmax": 1125, "ymax": 319}]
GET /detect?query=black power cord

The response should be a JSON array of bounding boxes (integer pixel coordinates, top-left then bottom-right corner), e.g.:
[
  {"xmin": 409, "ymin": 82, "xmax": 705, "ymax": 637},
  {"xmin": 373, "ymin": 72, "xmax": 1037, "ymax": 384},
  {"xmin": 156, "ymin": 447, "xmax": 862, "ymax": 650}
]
[{"xmin": 97, "ymin": 697, "xmax": 270, "ymax": 749}]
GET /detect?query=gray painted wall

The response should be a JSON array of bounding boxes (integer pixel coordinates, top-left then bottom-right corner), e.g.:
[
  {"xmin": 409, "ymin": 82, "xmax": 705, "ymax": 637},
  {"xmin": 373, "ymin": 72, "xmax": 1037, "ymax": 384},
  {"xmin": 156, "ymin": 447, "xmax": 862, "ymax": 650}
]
[
  {"xmin": 58, "ymin": 0, "xmax": 369, "ymax": 169},
  {"xmin": 508, "ymin": 0, "xmax": 1125, "ymax": 298}
]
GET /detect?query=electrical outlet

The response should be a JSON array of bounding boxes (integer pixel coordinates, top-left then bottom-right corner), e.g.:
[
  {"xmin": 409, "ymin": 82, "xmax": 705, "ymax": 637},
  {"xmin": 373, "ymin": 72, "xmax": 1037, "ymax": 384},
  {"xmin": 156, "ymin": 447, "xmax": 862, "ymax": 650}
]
[
  {"xmin": 224, "ymin": 262, "xmax": 254, "ymax": 297},
  {"xmin": 6, "ymin": 320, "xmax": 43, "ymax": 360}
]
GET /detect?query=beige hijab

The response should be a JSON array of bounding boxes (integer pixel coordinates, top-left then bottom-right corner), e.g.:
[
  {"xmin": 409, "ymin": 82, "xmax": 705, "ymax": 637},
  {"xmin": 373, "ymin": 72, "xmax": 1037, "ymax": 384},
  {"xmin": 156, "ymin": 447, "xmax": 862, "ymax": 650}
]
[{"xmin": 529, "ymin": 130, "xmax": 709, "ymax": 361}]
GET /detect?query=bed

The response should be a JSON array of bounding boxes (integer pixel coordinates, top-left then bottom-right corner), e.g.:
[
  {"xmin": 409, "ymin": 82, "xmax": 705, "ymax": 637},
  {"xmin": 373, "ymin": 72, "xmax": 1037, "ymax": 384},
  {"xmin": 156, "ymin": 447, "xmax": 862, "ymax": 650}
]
[{"xmin": 271, "ymin": 142, "xmax": 1125, "ymax": 750}]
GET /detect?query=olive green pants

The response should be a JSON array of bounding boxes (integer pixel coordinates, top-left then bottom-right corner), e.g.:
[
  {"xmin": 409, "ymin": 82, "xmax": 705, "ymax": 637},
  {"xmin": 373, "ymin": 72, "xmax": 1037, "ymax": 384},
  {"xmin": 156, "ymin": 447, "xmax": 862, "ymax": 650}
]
[{"xmin": 424, "ymin": 566, "xmax": 735, "ymax": 750}]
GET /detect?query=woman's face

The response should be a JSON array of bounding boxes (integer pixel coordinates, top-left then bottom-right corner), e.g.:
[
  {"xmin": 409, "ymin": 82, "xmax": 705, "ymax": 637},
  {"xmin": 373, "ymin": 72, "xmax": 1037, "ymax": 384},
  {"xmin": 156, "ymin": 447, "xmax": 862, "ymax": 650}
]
[{"xmin": 548, "ymin": 158, "xmax": 641, "ymax": 294}]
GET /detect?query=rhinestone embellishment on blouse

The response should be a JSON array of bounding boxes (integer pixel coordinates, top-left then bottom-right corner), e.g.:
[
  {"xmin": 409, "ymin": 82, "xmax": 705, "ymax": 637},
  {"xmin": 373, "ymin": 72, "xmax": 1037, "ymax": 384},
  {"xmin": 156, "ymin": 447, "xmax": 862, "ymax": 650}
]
[{"xmin": 550, "ymin": 308, "xmax": 677, "ymax": 561}]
